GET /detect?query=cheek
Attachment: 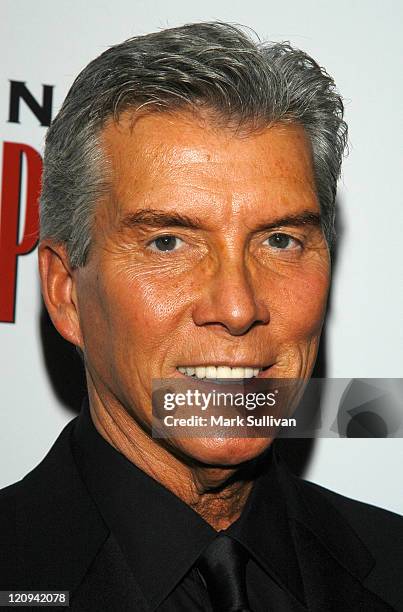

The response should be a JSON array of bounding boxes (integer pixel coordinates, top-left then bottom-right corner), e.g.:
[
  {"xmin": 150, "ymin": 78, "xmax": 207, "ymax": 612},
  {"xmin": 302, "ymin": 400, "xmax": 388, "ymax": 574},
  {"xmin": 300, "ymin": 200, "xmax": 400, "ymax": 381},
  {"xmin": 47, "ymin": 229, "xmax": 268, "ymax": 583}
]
[
  {"xmin": 97, "ymin": 266, "xmax": 191, "ymax": 349},
  {"xmin": 271, "ymin": 267, "xmax": 330, "ymax": 340}
]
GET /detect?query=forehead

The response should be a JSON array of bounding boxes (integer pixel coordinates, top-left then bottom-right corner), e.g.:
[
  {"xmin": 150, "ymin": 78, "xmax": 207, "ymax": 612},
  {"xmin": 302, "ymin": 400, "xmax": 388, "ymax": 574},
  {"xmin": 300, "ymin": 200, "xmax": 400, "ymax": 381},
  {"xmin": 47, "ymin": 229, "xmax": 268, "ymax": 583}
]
[{"xmin": 100, "ymin": 110, "xmax": 318, "ymax": 215}]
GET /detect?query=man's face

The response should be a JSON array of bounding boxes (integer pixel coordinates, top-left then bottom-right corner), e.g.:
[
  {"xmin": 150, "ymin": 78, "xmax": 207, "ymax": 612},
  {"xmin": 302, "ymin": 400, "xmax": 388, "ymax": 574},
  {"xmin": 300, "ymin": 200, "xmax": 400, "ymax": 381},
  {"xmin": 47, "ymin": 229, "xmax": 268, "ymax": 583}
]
[{"xmin": 74, "ymin": 111, "xmax": 330, "ymax": 465}]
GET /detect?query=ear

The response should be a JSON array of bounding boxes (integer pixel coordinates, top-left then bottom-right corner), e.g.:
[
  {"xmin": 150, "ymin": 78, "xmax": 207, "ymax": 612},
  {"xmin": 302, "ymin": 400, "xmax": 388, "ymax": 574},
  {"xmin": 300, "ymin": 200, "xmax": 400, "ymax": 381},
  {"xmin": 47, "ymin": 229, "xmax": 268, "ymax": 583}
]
[{"xmin": 38, "ymin": 240, "xmax": 83, "ymax": 348}]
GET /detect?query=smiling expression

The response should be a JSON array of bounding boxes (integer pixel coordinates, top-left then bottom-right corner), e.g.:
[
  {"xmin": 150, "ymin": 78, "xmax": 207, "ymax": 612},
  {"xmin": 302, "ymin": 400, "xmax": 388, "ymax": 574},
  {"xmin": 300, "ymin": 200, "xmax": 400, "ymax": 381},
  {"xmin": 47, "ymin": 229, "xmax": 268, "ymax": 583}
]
[{"xmin": 73, "ymin": 110, "xmax": 331, "ymax": 465}]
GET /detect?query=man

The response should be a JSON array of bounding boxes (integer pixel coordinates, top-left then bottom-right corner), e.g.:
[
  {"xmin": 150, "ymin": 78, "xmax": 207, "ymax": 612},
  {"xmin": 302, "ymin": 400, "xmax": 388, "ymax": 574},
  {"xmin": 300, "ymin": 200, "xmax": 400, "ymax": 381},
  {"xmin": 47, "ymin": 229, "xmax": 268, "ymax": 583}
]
[{"xmin": 0, "ymin": 21, "xmax": 402, "ymax": 611}]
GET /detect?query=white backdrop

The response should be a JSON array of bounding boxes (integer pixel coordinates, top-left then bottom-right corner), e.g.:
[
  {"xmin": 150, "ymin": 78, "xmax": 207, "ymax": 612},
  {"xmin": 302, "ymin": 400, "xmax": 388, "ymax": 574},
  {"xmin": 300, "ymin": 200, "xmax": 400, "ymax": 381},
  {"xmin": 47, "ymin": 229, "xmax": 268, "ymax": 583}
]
[{"xmin": 1, "ymin": 0, "xmax": 402, "ymax": 514}]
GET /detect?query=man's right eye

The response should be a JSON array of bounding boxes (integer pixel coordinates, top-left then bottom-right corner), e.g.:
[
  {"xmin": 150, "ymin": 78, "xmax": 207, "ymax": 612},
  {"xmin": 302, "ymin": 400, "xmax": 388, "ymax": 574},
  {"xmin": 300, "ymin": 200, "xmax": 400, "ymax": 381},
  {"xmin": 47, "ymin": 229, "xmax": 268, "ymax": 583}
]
[{"xmin": 147, "ymin": 235, "xmax": 184, "ymax": 252}]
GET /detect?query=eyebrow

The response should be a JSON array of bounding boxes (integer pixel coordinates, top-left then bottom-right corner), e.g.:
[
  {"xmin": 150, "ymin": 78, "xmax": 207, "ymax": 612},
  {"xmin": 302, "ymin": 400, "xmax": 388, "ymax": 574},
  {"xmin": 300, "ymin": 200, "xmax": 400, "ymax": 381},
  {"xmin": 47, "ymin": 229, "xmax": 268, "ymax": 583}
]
[
  {"xmin": 120, "ymin": 209, "xmax": 204, "ymax": 231},
  {"xmin": 253, "ymin": 211, "xmax": 322, "ymax": 232},
  {"xmin": 119, "ymin": 208, "xmax": 322, "ymax": 232}
]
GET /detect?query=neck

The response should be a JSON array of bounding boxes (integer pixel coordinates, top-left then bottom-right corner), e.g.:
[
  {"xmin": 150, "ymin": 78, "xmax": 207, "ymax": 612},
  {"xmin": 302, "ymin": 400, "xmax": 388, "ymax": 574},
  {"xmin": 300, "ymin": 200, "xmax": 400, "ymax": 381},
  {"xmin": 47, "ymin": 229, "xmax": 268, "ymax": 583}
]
[{"xmin": 87, "ymin": 384, "xmax": 257, "ymax": 530}]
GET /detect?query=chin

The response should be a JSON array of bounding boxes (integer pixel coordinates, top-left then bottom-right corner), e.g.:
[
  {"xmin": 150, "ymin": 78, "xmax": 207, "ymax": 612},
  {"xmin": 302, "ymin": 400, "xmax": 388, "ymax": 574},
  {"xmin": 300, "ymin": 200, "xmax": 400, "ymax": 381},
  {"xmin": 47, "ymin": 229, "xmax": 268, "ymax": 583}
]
[{"xmin": 170, "ymin": 436, "xmax": 273, "ymax": 467}]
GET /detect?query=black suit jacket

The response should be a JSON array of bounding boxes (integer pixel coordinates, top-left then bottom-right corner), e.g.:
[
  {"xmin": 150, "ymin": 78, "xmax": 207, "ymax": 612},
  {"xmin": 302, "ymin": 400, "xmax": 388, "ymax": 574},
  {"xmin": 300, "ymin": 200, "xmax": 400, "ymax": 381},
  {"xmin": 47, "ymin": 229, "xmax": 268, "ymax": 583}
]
[{"xmin": 0, "ymin": 416, "xmax": 402, "ymax": 611}]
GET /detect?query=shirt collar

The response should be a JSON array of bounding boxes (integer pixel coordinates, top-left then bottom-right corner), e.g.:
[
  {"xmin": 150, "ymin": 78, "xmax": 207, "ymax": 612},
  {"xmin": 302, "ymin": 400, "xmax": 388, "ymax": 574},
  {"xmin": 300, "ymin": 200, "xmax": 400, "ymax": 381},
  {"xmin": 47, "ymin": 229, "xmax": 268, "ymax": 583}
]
[
  {"xmin": 72, "ymin": 397, "xmax": 304, "ymax": 609},
  {"xmin": 226, "ymin": 451, "xmax": 304, "ymax": 600}
]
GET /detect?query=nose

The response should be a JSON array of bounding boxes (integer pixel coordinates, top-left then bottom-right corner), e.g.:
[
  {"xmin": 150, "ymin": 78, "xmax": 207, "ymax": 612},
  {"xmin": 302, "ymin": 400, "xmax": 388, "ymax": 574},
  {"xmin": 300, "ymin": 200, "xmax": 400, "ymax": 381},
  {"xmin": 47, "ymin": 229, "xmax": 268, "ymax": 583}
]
[{"xmin": 191, "ymin": 256, "xmax": 270, "ymax": 336}]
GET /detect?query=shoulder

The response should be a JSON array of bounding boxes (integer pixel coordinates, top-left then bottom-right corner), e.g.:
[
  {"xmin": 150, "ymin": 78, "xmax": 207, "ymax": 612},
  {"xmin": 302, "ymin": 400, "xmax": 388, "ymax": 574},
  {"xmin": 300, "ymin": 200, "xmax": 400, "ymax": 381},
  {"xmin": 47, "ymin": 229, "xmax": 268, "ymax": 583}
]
[
  {"xmin": 0, "ymin": 479, "xmax": 24, "ymax": 528},
  {"xmin": 298, "ymin": 477, "xmax": 403, "ymax": 603},
  {"xmin": 301, "ymin": 478, "xmax": 403, "ymax": 546},
  {"xmin": 0, "ymin": 417, "xmax": 77, "ymax": 506},
  {"xmin": 0, "ymin": 417, "xmax": 86, "ymax": 588},
  {"xmin": 0, "ymin": 481, "xmax": 23, "ymax": 587}
]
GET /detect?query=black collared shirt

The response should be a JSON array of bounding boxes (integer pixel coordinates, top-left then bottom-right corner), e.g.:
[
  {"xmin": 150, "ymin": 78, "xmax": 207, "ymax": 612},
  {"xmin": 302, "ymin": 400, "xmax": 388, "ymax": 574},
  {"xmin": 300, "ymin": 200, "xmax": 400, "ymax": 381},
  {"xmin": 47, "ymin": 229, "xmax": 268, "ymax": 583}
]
[{"xmin": 71, "ymin": 399, "xmax": 307, "ymax": 611}]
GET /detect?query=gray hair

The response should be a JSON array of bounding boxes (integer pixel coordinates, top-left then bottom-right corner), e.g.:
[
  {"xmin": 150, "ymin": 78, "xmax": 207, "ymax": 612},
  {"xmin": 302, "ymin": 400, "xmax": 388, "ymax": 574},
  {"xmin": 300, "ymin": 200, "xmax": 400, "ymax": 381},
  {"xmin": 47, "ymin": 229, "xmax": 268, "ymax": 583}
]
[{"xmin": 40, "ymin": 21, "xmax": 347, "ymax": 267}]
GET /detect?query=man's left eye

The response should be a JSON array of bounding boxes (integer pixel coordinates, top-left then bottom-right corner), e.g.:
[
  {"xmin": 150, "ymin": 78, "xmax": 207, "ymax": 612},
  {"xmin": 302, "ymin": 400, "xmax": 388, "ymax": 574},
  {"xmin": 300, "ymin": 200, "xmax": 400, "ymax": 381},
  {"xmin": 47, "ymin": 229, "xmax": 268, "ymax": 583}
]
[
  {"xmin": 148, "ymin": 235, "xmax": 184, "ymax": 252},
  {"xmin": 265, "ymin": 233, "xmax": 300, "ymax": 250}
]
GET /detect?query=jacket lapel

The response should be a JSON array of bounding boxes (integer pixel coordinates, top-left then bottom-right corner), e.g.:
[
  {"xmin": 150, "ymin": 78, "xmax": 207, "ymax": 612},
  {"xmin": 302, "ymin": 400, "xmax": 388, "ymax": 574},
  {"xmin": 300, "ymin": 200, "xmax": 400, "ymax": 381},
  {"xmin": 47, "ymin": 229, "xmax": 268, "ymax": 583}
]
[
  {"xmin": 291, "ymin": 518, "xmax": 395, "ymax": 611},
  {"xmin": 274, "ymin": 450, "xmax": 396, "ymax": 611},
  {"xmin": 17, "ymin": 418, "xmax": 148, "ymax": 610},
  {"xmin": 70, "ymin": 531, "xmax": 150, "ymax": 611}
]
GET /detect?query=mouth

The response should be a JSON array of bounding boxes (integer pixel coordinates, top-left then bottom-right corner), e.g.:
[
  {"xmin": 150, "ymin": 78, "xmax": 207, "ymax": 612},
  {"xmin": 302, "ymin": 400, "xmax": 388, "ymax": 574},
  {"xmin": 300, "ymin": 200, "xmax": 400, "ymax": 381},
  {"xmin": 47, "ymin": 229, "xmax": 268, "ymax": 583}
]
[{"xmin": 176, "ymin": 365, "xmax": 272, "ymax": 381}]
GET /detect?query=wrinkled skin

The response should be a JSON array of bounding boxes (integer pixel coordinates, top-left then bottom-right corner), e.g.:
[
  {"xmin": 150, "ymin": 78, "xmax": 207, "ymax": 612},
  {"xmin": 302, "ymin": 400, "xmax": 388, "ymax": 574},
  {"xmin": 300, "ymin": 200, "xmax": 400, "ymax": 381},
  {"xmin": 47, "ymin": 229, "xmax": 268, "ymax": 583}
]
[{"xmin": 39, "ymin": 110, "xmax": 330, "ymax": 527}]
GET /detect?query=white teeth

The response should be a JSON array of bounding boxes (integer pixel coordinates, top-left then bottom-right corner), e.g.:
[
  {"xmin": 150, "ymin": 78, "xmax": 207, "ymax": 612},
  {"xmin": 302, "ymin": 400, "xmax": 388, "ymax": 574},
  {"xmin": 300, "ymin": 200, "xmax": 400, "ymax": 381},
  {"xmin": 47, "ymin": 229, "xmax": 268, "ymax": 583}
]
[
  {"xmin": 231, "ymin": 367, "xmax": 245, "ymax": 378},
  {"xmin": 177, "ymin": 365, "xmax": 263, "ymax": 379}
]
